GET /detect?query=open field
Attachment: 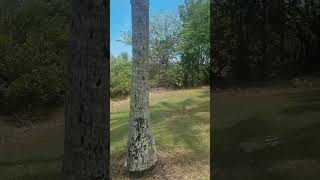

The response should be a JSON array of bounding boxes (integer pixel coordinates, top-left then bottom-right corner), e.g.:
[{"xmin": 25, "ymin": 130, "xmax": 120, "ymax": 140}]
[
  {"xmin": 0, "ymin": 87, "xmax": 210, "ymax": 180},
  {"xmin": 1, "ymin": 79, "xmax": 319, "ymax": 180}
]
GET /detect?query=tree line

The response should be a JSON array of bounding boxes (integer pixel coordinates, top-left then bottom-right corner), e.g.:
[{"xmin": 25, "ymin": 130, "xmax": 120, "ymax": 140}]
[
  {"xmin": 0, "ymin": 0, "xmax": 210, "ymax": 113},
  {"xmin": 212, "ymin": 0, "xmax": 320, "ymax": 83},
  {"xmin": 113, "ymin": 0, "xmax": 210, "ymax": 96},
  {"xmin": 0, "ymin": 0, "xmax": 70, "ymax": 113}
]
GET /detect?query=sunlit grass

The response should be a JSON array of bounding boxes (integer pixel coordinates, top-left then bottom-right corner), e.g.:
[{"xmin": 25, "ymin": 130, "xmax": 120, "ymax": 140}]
[
  {"xmin": 110, "ymin": 86, "xmax": 210, "ymax": 159},
  {"xmin": 4, "ymin": 84, "xmax": 320, "ymax": 179},
  {"xmin": 0, "ymin": 87, "xmax": 210, "ymax": 180}
]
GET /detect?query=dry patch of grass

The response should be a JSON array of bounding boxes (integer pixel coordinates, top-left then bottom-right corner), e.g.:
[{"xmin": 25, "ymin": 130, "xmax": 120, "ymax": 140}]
[{"xmin": 111, "ymin": 150, "xmax": 209, "ymax": 180}]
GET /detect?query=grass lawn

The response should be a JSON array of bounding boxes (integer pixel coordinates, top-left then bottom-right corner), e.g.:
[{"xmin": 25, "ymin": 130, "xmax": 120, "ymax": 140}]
[
  {"xmin": 213, "ymin": 82, "xmax": 320, "ymax": 180},
  {"xmin": 110, "ymin": 87, "xmax": 210, "ymax": 179},
  {"xmin": 0, "ymin": 110, "xmax": 64, "ymax": 180},
  {"xmin": 1, "ymin": 82, "xmax": 319, "ymax": 179},
  {"xmin": 0, "ymin": 87, "xmax": 210, "ymax": 180}
]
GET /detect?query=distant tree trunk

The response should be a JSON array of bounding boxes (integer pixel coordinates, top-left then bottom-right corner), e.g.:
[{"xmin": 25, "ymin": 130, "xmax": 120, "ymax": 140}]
[
  {"xmin": 63, "ymin": 0, "xmax": 109, "ymax": 179},
  {"xmin": 236, "ymin": 0, "xmax": 249, "ymax": 80},
  {"xmin": 261, "ymin": 0, "xmax": 268, "ymax": 79},
  {"xmin": 184, "ymin": 69, "xmax": 189, "ymax": 87},
  {"xmin": 280, "ymin": 0, "xmax": 285, "ymax": 66},
  {"xmin": 159, "ymin": 56, "xmax": 167, "ymax": 87},
  {"xmin": 127, "ymin": 0, "xmax": 157, "ymax": 172}
]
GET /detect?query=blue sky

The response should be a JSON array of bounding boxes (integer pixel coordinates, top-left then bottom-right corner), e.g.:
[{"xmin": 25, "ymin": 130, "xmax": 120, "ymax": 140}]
[{"xmin": 111, "ymin": 0, "xmax": 184, "ymax": 57}]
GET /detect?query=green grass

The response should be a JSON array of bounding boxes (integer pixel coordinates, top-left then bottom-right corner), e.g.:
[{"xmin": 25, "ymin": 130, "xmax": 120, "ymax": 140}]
[
  {"xmin": 213, "ymin": 87, "xmax": 320, "ymax": 179},
  {"xmin": 2, "ymin": 84, "xmax": 319, "ymax": 179},
  {"xmin": 0, "ymin": 87, "xmax": 210, "ymax": 180},
  {"xmin": 0, "ymin": 118, "xmax": 64, "ymax": 180},
  {"xmin": 110, "ymin": 87, "xmax": 210, "ymax": 179},
  {"xmin": 111, "ymin": 87, "xmax": 210, "ymax": 159}
]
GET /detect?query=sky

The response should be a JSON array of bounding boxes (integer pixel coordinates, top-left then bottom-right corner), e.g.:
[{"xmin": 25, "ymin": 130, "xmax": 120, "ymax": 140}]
[{"xmin": 110, "ymin": 0, "xmax": 184, "ymax": 57}]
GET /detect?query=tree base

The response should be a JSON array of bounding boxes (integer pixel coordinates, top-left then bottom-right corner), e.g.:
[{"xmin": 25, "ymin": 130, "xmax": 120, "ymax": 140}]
[
  {"xmin": 126, "ymin": 157, "xmax": 158, "ymax": 174},
  {"xmin": 126, "ymin": 153, "xmax": 158, "ymax": 172}
]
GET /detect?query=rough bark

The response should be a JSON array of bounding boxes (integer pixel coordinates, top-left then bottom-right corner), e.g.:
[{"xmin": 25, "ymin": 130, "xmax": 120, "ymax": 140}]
[
  {"xmin": 63, "ymin": 0, "xmax": 109, "ymax": 179},
  {"xmin": 127, "ymin": 0, "xmax": 157, "ymax": 172}
]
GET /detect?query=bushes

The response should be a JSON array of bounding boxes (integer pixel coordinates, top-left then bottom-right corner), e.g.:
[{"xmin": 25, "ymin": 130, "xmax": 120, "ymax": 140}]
[
  {"xmin": 110, "ymin": 55, "xmax": 185, "ymax": 98},
  {"xmin": 0, "ymin": 43, "xmax": 64, "ymax": 113},
  {"xmin": 0, "ymin": 0, "xmax": 69, "ymax": 114},
  {"xmin": 111, "ymin": 57, "xmax": 131, "ymax": 98},
  {"xmin": 159, "ymin": 63, "xmax": 184, "ymax": 88}
]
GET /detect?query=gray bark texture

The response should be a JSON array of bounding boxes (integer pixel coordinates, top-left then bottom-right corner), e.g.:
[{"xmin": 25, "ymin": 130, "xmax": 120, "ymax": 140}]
[
  {"xmin": 127, "ymin": 0, "xmax": 158, "ymax": 172},
  {"xmin": 63, "ymin": 0, "xmax": 109, "ymax": 179}
]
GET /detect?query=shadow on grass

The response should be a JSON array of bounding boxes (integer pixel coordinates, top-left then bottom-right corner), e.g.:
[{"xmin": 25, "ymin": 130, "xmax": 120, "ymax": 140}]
[
  {"xmin": 0, "ymin": 159, "xmax": 62, "ymax": 180},
  {"xmin": 111, "ymin": 94, "xmax": 210, "ymax": 179},
  {"xmin": 266, "ymin": 122, "xmax": 320, "ymax": 160},
  {"xmin": 8, "ymin": 172, "xmax": 61, "ymax": 180},
  {"xmin": 159, "ymin": 98, "xmax": 209, "ymax": 158},
  {"xmin": 0, "ymin": 156, "xmax": 63, "ymax": 167},
  {"xmin": 214, "ymin": 116, "xmax": 270, "ymax": 143},
  {"xmin": 213, "ymin": 116, "xmax": 269, "ymax": 168},
  {"xmin": 213, "ymin": 119, "xmax": 320, "ymax": 180},
  {"xmin": 111, "ymin": 93, "xmax": 210, "ymax": 160}
]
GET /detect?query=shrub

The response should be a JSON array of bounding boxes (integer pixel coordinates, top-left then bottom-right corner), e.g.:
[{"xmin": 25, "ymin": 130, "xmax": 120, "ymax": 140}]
[
  {"xmin": 0, "ymin": 0, "xmax": 69, "ymax": 114},
  {"xmin": 111, "ymin": 59, "xmax": 131, "ymax": 98},
  {"xmin": 160, "ymin": 63, "xmax": 184, "ymax": 88}
]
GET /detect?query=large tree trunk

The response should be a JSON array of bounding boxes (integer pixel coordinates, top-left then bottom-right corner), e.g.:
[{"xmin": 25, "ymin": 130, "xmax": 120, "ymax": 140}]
[
  {"xmin": 127, "ymin": 0, "xmax": 157, "ymax": 172},
  {"xmin": 63, "ymin": 0, "xmax": 109, "ymax": 179}
]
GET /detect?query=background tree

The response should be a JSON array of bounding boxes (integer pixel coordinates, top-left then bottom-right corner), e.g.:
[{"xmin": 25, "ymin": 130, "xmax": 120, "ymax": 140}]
[
  {"xmin": 63, "ymin": 0, "xmax": 109, "ymax": 179},
  {"xmin": 127, "ymin": 0, "xmax": 157, "ymax": 172},
  {"xmin": 119, "ymin": 0, "xmax": 210, "ymax": 89},
  {"xmin": 118, "ymin": 13, "xmax": 183, "ymax": 88},
  {"xmin": 178, "ymin": 0, "xmax": 210, "ymax": 86},
  {"xmin": 212, "ymin": 0, "xmax": 320, "ymax": 84},
  {"xmin": 149, "ymin": 14, "xmax": 182, "ymax": 87}
]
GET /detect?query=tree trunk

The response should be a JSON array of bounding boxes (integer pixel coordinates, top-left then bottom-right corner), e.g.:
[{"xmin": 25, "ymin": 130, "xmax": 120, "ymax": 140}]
[
  {"xmin": 261, "ymin": 0, "xmax": 268, "ymax": 79},
  {"xmin": 236, "ymin": 0, "xmax": 247, "ymax": 80},
  {"xmin": 280, "ymin": 0, "xmax": 285, "ymax": 65},
  {"xmin": 127, "ymin": 0, "xmax": 157, "ymax": 172},
  {"xmin": 63, "ymin": 0, "xmax": 109, "ymax": 179}
]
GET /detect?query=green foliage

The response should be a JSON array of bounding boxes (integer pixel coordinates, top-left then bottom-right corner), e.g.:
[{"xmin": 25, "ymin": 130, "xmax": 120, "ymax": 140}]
[
  {"xmin": 212, "ymin": 0, "xmax": 320, "ymax": 81},
  {"xmin": 0, "ymin": 0, "xmax": 69, "ymax": 114},
  {"xmin": 150, "ymin": 13, "xmax": 182, "ymax": 64},
  {"xmin": 0, "ymin": 0, "xmax": 212, "ymax": 112},
  {"xmin": 4, "ymin": 66, "xmax": 63, "ymax": 111},
  {"xmin": 119, "ymin": 1, "xmax": 210, "ymax": 88},
  {"xmin": 110, "ymin": 55, "xmax": 131, "ymax": 98},
  {"xmin": 178, "ymin": 0, "xmax": 210, "ymax": 86},
  {"xmin": 160, "ymin": 63, "xmax": 184, "ymax": 88}
]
